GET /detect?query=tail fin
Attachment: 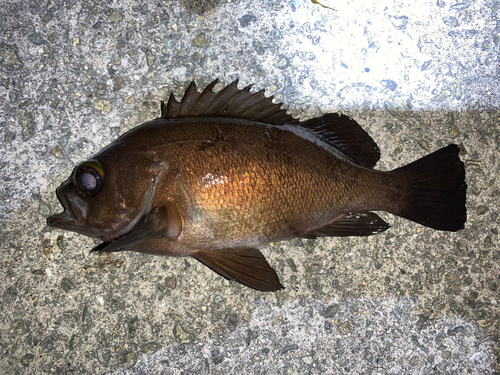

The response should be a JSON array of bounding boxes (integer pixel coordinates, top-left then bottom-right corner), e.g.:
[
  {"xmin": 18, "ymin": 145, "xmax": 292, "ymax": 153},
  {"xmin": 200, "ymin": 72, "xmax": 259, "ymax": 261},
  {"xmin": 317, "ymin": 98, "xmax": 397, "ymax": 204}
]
[{"xmin": 394, "ymin": 144, "xmax": 466, "ymax": 231}]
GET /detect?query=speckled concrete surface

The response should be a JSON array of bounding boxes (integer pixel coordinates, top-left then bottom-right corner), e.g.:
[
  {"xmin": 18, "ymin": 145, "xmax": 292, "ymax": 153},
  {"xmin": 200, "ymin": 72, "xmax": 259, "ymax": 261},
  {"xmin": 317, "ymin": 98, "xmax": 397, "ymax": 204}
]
[{"xmin": 0, "ymin": 0, "xmax": 499, "ymax": 374}]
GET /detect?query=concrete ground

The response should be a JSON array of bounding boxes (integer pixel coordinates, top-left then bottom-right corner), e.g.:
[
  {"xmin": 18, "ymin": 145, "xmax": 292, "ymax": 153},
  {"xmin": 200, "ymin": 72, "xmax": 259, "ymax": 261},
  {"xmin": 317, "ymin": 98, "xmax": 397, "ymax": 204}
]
[{"xmin": 0, "ymin": 0, "xmax": 499, "ymax": 374}]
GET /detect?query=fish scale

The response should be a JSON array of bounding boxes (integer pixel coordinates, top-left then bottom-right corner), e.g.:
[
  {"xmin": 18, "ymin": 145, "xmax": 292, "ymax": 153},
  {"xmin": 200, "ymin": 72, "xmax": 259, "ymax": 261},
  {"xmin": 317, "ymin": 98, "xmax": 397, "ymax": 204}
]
[{"xmin": 168, "ymin": 124, "xmax": 337, "ymax": 241}]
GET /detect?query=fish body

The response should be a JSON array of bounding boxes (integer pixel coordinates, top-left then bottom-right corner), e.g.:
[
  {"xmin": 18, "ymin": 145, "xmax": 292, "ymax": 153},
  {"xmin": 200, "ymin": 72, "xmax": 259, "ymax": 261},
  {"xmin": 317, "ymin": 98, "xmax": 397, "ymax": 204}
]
[{"xmin": 48, "ymin": 80, "xmax": 466, "ymax": 291}]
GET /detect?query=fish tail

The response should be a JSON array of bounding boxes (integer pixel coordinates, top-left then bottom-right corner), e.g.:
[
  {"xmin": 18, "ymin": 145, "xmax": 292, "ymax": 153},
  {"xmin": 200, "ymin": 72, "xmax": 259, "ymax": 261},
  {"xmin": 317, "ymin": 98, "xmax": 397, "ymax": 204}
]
[{"xmin": 393, "ymin": 144, "xmax": 466, "ymax": 231}]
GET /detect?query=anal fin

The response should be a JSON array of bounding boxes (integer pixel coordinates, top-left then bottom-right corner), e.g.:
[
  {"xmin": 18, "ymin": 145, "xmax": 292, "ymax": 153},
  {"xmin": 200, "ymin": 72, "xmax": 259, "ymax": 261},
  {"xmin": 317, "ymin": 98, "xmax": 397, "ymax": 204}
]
[
  {"xmin": 302, "ymin": 212, "xmax": 390, "ymax": 239},
  {"xmin": 193, "ymin": 248, "xmax": 284, "ymax": 292}
]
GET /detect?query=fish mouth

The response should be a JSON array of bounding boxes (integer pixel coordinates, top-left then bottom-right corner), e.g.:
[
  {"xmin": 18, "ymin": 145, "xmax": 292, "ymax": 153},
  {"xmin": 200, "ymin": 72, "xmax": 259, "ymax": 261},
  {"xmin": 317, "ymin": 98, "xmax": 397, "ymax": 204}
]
[{"xmin": 47, "ymin": 182, "xmax": 89, "ymax": 231}]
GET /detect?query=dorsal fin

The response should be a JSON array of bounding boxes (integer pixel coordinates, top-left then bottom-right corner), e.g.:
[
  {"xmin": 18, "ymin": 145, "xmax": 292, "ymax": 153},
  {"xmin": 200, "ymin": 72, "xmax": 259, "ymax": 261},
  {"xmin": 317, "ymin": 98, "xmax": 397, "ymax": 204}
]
[
  {"xmin": 160, "ymin": 79, "xmax": 380, "ymax": 168},
  {"xmin": 160, "ymin": 79, "xmax": 298, "ymax": 124},
  {"xmin": 299, "ymin": 113, "xmax": 380, "ymax": 168}
]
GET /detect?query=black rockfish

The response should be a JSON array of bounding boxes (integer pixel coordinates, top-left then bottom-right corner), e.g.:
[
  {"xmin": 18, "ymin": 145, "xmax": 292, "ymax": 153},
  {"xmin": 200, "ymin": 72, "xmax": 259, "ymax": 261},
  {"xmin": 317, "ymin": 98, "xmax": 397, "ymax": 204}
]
[{"xmin": 47, "ymin": 80, "xmax": 467, "ymax": 291}]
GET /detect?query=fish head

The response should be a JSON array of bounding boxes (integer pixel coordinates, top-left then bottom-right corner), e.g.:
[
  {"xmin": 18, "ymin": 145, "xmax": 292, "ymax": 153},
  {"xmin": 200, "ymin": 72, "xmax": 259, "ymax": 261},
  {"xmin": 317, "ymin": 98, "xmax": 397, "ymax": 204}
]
[{"xmin": 47, "ymin": 147, "xmax": 165, "ymax": 242}]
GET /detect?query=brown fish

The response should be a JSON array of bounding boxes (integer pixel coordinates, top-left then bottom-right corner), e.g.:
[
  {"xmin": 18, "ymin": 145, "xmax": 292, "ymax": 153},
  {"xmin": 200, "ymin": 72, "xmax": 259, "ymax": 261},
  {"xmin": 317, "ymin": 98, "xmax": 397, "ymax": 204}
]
[{"xmin": 47, "ymin": 80, "xmax": 466, "ymax": 291}]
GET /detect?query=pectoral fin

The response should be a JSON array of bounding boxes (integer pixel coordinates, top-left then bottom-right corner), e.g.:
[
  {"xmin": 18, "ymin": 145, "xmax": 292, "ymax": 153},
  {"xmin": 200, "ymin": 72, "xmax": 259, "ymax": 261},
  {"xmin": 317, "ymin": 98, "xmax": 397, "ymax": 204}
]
[
  {"xmin": 193, "ymin": 248, "xmax": 284, "ymax": 292},
  {"xmin": 302, "ymin": 212, "xmax": 390, "ymax": 238},
  {"xmin": 93, "ymin": 202, "xmax": 183, "ymax": 253}
]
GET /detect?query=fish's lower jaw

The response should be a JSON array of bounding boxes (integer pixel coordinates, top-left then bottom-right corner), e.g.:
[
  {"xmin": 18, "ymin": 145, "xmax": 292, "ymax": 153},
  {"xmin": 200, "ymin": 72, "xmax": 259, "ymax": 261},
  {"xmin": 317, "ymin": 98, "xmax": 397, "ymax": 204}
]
[{"xmin": 46, "ymin": 209, "xmax": 76, "ymax": 229}]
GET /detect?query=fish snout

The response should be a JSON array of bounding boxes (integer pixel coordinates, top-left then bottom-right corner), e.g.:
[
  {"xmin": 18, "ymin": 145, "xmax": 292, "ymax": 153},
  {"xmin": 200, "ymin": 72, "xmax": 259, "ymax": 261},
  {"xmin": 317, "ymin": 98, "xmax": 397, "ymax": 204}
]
[{"xmin": 47, "ymin": 183, "xmax": 89, "ymax": 229}]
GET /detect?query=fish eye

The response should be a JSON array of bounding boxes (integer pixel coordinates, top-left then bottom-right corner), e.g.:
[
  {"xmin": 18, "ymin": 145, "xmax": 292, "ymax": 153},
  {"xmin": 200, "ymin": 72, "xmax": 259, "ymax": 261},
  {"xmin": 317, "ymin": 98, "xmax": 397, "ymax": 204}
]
[{"xmin": 73, "ymin": 159, "xmax": 104, "ymax": 196}]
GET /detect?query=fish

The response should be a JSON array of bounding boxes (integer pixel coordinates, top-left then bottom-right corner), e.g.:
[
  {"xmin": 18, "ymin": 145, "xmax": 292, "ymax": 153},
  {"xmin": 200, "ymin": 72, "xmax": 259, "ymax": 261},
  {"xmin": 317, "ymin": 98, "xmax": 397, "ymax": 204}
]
[{"xmin": 47, "ymin": 79, "xmax": 467, "ymax": 292}]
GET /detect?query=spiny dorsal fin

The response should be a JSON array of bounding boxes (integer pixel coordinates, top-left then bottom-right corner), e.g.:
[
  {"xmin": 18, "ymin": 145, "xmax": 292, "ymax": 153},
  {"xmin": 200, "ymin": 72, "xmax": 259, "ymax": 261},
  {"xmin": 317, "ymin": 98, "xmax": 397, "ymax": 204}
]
[
  {"xmin": 160, "ymin": 79, "xmax": 380, "ymax": 168},
  {"xmin": 160, "ymin": 79, "xmax": 298, "ymax": 124}
]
